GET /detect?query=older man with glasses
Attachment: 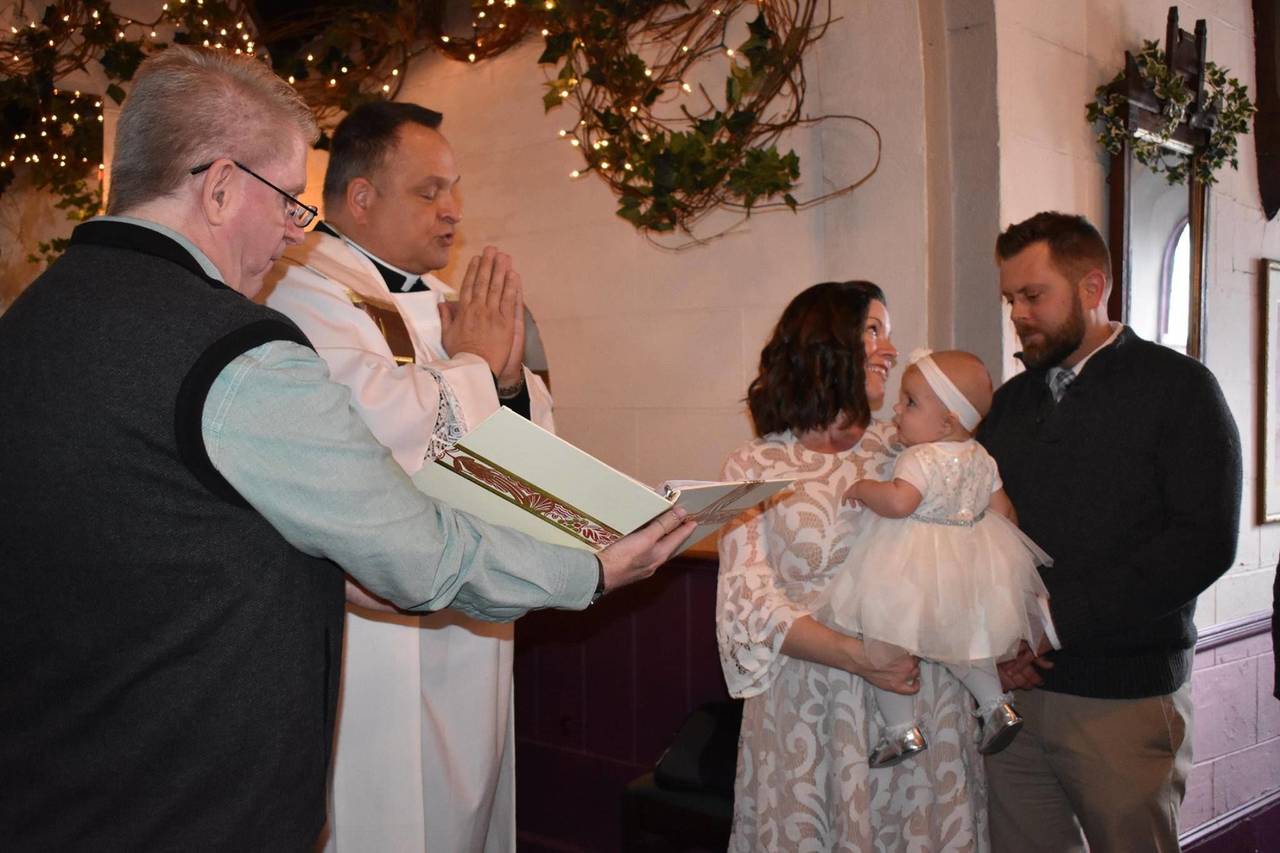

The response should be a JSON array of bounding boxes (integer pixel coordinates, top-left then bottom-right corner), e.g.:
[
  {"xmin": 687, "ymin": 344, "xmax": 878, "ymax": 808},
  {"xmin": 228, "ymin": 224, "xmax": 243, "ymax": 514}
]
[
  {"xmin": 0, "ymin": 46, "xmax": 691, "ymax": 852},
  {"xmin": 190, "ymin": 159, "xmax": 321, "ymax": 229}
]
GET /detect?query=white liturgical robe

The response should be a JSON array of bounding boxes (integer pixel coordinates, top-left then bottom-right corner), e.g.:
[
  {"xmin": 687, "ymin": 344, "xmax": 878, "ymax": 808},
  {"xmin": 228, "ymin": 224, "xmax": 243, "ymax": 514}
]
[{"xmin": 264, "ymin": 227, "xmax": 553, "ymax": 853}]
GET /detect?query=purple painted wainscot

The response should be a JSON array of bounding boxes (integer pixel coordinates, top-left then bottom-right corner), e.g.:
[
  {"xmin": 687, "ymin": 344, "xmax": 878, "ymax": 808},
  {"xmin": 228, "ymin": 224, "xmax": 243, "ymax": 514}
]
[
  {"xmin": 514, "ymin": 551, "xmax": 728, "ymax": 853},
  {"xmin": 1181, "ymin": 612, "xmax": 1280, "ymax": 852}
]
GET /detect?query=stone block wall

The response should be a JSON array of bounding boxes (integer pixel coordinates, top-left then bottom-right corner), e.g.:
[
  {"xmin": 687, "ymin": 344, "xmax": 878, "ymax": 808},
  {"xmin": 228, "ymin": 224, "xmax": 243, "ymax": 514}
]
[{"xmin": 1182, "ymin": 619, "xmax": 1280, "ymax": 832}]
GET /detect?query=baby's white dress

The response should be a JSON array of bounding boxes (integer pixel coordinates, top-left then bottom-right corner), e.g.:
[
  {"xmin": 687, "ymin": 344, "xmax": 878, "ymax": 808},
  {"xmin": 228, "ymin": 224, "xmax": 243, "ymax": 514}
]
[{"xmin": 824, "ymin": 439, "xmax": 1051, "ymax": 667}]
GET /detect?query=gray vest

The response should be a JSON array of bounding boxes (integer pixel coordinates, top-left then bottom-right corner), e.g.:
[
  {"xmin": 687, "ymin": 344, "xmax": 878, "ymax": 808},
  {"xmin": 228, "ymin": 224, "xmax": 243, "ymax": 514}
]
[{"xmin": 0, "ymin": 221, "xmax": 345, "ymax": 851}]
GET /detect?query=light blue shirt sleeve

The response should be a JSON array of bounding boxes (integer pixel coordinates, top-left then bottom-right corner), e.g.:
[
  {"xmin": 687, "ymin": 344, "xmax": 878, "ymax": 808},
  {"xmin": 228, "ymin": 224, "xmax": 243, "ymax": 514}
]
[{"xmin": 200, "ymin": 340, "xmax": 597, "ymax": 620}]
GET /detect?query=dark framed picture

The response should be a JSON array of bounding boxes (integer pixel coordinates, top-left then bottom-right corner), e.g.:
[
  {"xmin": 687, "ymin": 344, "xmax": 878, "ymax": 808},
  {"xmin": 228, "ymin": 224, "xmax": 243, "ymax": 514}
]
[{"xmin": 1262, "ymin": 259, "xmax": 1280, "ymax": 522}]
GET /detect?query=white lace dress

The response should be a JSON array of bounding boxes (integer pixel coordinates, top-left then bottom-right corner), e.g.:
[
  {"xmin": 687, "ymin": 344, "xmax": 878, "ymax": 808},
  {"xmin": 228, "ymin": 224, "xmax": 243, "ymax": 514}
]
[{"xmin": 717, "ymin": 423, "xmax": 988, "ymax": 852}]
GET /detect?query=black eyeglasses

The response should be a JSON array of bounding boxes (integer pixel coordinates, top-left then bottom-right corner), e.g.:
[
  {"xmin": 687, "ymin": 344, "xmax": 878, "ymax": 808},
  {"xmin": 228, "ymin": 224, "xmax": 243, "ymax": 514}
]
[{"xmin": 190, "ymin": 160, "xmax": 318, "ymax": 228}]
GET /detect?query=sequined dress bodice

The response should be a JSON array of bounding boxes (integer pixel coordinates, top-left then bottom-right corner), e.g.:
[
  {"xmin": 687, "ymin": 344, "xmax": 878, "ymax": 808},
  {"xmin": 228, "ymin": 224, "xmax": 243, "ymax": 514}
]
[{"xmin": 902, "ymin": 441, "xmax": 998, "ymax": 526}]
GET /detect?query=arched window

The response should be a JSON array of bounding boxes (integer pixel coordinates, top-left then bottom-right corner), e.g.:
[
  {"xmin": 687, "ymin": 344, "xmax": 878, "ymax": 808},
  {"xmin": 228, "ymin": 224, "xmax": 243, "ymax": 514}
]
[{"xmin": 1157, "ymin": 218, "xmax": 1191, "ymax": 354}]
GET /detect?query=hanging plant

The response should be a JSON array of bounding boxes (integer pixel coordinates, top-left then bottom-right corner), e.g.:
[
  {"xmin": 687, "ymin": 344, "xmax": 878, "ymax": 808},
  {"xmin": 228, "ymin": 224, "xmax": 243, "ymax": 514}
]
[
  {"xmin": 2, "ymin": 0, "xmax": 872, "ymax": 262},
  {"xmin": 529, "ymin": 0, "xmax": 878, "ymax": 244},
  {"xmin": 1086, "ymin": 39, "xmax": 1256, "ymax": 185}
]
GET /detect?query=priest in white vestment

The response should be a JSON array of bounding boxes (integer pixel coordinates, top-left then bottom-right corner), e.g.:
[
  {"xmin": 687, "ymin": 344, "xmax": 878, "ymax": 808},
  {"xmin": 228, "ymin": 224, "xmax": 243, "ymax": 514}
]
[{"xmin": 264, "ymin": 102, "xmax": 547, "ymax": 853}]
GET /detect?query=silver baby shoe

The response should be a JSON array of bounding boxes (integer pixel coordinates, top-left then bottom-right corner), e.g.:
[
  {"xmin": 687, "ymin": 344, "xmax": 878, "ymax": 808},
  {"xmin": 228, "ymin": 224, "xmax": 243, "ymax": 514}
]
[
  {"xmin": 869, "ymin": 725, "xmax": 928, "ymax": 768},
  {"xmin": 977, "ymin": 701, "xmax": 1023, "ymax": 755}
]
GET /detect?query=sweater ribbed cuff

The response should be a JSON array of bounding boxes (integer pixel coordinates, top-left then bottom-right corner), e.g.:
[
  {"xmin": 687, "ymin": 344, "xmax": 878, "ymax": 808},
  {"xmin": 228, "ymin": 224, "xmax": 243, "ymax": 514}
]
[
  {"xmin": 1041, "ymin": 564, "xmax": 1093, "ymax": 649},
  {"xmin": 1042, "ymin": 647, "xmax": 1193, "ymax": 699}
]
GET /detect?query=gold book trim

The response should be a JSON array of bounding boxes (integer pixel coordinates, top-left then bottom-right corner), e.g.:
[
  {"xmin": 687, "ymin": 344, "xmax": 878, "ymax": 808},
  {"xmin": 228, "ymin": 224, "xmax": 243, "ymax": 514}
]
[{"xmin": 435, "ymin": 443, "xmax": 629, "ymax": 548}]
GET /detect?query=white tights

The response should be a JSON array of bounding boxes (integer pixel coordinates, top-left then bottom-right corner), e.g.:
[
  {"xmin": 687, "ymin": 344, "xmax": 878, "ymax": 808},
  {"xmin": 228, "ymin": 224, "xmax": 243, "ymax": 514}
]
[{"xmin": 875, "ymin": 662, "xmax": 1009, "ymax": 734}]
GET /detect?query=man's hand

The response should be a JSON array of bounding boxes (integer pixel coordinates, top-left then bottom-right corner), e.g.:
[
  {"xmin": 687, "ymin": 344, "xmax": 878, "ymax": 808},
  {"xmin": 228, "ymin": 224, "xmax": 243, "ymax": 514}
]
[
  {"xmin": 439, "ymin": 246, "xmax": 519, "ymax": 376},
  {"xmin": 496, "ymin": 276, "xmax": 526, "ymax": 390},
  {"xmin": 596, "ymin": 509, "xmax": 696, "ymax": 593},
  {"xmin": 998, "ymin": 640, "xmax": 1054, "ymax": 691}
]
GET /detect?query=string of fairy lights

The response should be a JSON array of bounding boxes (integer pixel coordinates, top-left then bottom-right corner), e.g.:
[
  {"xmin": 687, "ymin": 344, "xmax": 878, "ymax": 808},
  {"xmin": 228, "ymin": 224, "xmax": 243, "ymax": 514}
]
[
  {"xmin": 14, "ymin": 89, "xmax": 104, "ymax": 169},
  {"xmin": 0, "ymin": 0, "xmax": 423, "ymax": 189},
  {"xmin": 3, "ymin": 1, "xmax": 247, "ymax": 188},
  {"xmin": 3, "ymin": 0, "xmax": 872, "ymax": 248}
]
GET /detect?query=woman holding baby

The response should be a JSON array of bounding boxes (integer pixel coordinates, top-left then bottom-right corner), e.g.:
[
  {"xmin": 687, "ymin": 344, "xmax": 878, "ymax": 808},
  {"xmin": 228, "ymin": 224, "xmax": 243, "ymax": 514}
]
[{"xmin": 716, "ymin": 281, "xmax": 1002, "ymax": 852}]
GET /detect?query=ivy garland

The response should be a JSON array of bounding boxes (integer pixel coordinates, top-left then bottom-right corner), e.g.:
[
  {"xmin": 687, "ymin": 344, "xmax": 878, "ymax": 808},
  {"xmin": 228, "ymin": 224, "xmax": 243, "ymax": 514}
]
[
  {"xmin": 2, "ymin": 0, "xmax": 870, "ymax": 262},
  {"xmin": 530, "ymin": 0, "xmax": 879, "ymax": 242},
  {"xmin": 1086, "ymin": 40, "xmax": 1256, "ymax": 186}
]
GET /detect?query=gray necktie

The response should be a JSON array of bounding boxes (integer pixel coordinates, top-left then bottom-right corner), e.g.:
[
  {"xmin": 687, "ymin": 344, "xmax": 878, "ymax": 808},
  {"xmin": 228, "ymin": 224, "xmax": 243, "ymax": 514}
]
[{"xmin": 1048, "ymin": 368, "xmax": 1075, "ymax": 403}]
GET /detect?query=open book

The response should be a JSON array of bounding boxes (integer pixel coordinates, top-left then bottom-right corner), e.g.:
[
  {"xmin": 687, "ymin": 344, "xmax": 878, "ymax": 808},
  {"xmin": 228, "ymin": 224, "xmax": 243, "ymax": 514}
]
[{"xmin": 411, "ymin": 408, "xmax": 793, "ymax": 554}]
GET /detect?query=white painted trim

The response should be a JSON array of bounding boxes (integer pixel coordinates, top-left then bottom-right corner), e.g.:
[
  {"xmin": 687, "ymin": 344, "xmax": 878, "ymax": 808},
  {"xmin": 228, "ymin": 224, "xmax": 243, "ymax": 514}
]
[{"xmin": 1195, "ymin": 611, "xmax": 1271, "ymax": 652}]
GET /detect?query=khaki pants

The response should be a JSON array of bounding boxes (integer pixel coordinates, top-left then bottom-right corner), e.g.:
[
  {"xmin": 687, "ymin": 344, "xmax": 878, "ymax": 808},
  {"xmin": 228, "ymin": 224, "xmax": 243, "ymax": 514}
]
[{"xmin": 986, "ymin": 683, "xmax": 1193, "ymax": 853}]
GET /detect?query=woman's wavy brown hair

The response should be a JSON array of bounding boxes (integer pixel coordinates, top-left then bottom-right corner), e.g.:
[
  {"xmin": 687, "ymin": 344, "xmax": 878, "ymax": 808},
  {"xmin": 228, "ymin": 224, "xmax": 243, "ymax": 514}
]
[{"xmin": 747, "ymin": 280, "xmax": 887, "ymax": 438}]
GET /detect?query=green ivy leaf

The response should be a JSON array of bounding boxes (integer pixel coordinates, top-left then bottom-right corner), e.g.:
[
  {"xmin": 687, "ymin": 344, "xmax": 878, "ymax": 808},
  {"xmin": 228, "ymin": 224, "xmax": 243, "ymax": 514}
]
[
  {"xmin": 539, "ymin": 32, "xmax": 573, "ymax": 65},
  {"xmin": 741, "ymin": 13, "xmax": 775, "ymax": 71},
  {"xmin": 616, "ymin": 203, "xmax": 644, "ymax": 226},
  {"xmin": 596, "ymin": 108, "xmax": 624, "ymax": 135},
  {"xmin": 696, "ymin": 113, "xmax": 723, "ymax": 138},
  {"xmin": 101, "ymin": 40, "xmax": 146, "ymax": 82},
  {"xmin": 726, "ymin": 109, "xmax": 757, "ymax": 136},
  {"xmin": 726, "ymin": 74, "xmax": 741, "ymax": 106},
  {"xmin": 746, "ymin": 12, "xmax": 772, "ymax": 42}
]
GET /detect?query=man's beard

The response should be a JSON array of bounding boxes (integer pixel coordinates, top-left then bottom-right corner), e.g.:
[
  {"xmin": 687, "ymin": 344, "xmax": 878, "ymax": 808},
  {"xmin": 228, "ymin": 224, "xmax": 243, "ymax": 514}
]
[{"xmin": 1016, "ymin": 293, "xmax": 1086, "ymax": 370}]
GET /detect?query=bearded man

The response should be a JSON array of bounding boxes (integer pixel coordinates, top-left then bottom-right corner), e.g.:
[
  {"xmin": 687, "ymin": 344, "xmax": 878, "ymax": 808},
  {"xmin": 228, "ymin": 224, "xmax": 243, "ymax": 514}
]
[{"xmin": 976, "ymin": 211, "xmax": 1241, "ymax": 853}]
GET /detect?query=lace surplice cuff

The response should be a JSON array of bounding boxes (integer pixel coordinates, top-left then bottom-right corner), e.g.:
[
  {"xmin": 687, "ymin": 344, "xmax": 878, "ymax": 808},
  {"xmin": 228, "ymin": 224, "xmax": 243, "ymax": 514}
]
[{"xmin": 421, "ymin": 364, "xmax": 468, "ymax": 462}]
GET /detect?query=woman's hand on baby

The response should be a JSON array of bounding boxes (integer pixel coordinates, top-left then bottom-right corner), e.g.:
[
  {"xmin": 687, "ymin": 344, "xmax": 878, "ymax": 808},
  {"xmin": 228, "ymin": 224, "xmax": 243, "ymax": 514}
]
[
  {"xmin": 843, "ymin": 638, "xmax": 920, "ymax": 694},
  {"xmin": 866, "ymin": 654, "xmax": 922, "ymax": 694}
]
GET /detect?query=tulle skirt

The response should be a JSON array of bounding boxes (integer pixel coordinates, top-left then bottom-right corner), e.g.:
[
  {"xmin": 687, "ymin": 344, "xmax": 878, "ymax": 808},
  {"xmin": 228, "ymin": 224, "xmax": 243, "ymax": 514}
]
[{"xmin": 821, "ymin": 511, "xmax": 1052, "ymax": 667}]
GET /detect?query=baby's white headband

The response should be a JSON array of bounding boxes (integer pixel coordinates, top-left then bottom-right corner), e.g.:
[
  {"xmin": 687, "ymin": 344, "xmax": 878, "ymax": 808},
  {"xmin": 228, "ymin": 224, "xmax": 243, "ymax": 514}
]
[{"xmin": 908, "ymin": 348, "xmax": 981, "ymax": 431}]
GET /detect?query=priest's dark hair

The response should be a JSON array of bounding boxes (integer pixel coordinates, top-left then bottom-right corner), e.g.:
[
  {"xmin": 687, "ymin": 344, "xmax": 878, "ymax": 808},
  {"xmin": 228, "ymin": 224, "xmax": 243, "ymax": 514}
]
[
  {"xmin": 322, "ymin": 101, "xmax": 445, "ymax": 206},
  {"xmin": 747, "ymin": 280, "xmax": 886, "ymax": 438}
]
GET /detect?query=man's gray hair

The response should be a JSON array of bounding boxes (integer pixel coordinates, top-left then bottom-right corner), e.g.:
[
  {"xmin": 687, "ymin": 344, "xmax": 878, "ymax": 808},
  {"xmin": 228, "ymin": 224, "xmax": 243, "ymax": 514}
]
[{"xmin": 107, "ymin": 46, "xmax": 318, "ymax": 215}]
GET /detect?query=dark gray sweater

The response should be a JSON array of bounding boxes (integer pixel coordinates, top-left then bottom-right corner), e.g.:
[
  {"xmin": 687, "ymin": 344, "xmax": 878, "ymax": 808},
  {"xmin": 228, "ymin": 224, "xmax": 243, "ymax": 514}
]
[
  {"xmin": 0, "ymin": 220, "xmax": 344, "ymax": 851},
  {"xmin": 977, "ymin": 327, "xmax": 1241, "ymax": 699}
]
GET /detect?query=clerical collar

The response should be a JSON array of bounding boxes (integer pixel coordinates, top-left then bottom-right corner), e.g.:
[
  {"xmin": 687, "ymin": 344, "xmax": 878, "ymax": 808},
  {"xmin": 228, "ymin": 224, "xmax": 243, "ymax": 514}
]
[{"xmin": 315, "ymin": 221, "xmax": 429, "ymax": 294}]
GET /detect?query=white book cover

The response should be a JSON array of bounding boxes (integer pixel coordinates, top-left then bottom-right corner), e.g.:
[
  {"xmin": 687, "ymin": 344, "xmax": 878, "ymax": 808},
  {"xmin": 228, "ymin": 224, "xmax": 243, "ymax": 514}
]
[{"xmin": 411, "ymin": 408, "xmax": 792, "ymax": 554}]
